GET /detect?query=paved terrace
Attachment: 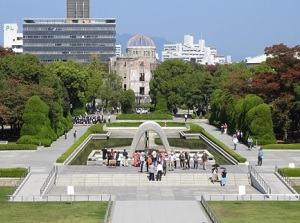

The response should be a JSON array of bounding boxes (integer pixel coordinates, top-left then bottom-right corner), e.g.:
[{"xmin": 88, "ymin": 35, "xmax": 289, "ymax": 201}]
[{"xmin": 0, "ymin": 116, "xmax": 299, "ymax": 223}]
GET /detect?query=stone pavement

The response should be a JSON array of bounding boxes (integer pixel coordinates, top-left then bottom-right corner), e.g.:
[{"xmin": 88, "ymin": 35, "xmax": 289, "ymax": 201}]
[{"xmin": 0, "ymin": 117, "xmax": 298, "ymax": 223}]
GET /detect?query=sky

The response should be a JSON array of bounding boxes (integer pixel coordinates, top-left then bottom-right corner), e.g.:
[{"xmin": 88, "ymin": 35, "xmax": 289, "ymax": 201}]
[{"xmin": 1, "ymin": 0, "xmax": 300, "ymax": 62}]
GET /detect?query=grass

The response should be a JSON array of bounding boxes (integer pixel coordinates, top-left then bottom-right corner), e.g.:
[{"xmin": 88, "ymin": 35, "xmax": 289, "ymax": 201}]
[
  {"xmin": 209, "ymin": 201, "xmax": 300, "ymax": 223},
  {"xmin": 293, "ymin": 186, "xmax": 300, "ymax": 193},
  {"xmin": 0, "ymin": 187, "xmax": 108, "ymax": 223}
]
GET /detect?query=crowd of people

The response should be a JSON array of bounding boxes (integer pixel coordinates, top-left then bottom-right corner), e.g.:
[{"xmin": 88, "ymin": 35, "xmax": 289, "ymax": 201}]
[{"xmin": 73, "ymin": 115, "xmax": 110, "ymax": 125}]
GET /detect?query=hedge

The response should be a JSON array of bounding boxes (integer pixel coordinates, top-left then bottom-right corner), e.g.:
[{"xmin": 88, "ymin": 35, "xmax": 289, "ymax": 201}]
[
  {"xmin": 0, "ymin": 144, "xmax": 37, "ymax": 151},
  {"xmin": 116, "ymin": 114, "xmax": 173, "ymax": 120},
  {"xmin": 56, "ymin": 123, "xmax": 105, "ymax": 163},
  {"xmin": 0, "ymin": 168, "xmax": 28, "ymax": 177},
  {"xmin": 186, "ymin": 124, "xmax": 247, "ymax": 163},
  {"xmin": 261, "ymin": 144, "xmax": 300, "ymax": 150},
  {"xmin": 279, "ymin": 168, "xmax": 300, "ymax": 177}
]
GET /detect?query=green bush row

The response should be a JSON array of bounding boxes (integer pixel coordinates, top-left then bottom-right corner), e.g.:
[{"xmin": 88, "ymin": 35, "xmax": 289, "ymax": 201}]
[
  {"xmin": 279, "ymin": 168, "xmax": 300, "ymax": 177},
  {"xmin": 186, "ymin": 124, "xmax": 247, "ymax": 163},
  {"xmin": 0, "ymin": 143, "xmax": 37, "ymax": 151},
  {"xmin": 0, "ymin": 168, "xmax": 28, "ymax": 177},
  {"xmin": 261, "ymin": 144, "xmax": 300, "ymax": 150},
  {"xmin": 116, "ymin": 114, "xmax": 173, "ymax": 120},
  {"xmin": 56, "ymin": 124, "xmax": 105, "ymax": 163}
]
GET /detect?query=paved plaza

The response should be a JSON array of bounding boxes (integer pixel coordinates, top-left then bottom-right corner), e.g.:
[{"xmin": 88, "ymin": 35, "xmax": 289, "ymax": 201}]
[{"xmin": 0, "ymin": 116, "xmax": 299, "ymax": 223}]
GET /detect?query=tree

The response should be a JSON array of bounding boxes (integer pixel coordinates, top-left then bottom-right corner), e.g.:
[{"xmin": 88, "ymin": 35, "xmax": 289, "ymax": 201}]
[
  {"xmin": 17, "ymin": 96, "xmax": 57, "ymax": 146},
  {"xmin": 101, "ymin": 71, "xmax": 122, "ymax": 109},
  {"xmin": 119, "ymin": 89, "xmax": 135, "ymax": 114}
]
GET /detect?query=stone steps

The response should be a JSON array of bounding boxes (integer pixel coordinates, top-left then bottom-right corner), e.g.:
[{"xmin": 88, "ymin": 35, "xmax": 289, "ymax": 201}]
[{"xmin": 55, "ymin": 173, "xmax": 251, "ymax": 187}]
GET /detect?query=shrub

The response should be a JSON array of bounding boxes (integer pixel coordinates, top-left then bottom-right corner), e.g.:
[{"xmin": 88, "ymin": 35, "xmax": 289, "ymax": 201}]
[
  {"xmin": 0, "ymin": 143, "xmax": 37, "ymax": 150},
  {"xmin": 261, "ymin": 144, "xmax": 300, "ymax": 150},
  {"xmin": 17, "ymin": 95, "xmax": 57, "ymax": 146},
  {"xmin": 116, "ymin": 114, "xmax": 173, "ymax": 120},
  {"xmin": 0, "ymin": 168, "xmax": 28, "ymax": 177},
  {"xmin": 279, "ymin": 168, "xmax": 300, "ymax": 177}
]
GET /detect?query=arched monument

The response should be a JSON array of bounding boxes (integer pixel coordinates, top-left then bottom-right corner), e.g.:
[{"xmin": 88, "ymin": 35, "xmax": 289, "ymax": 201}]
[{"xmin": 129, "ymin": 121, "xmax": 171, "ymax": 157}]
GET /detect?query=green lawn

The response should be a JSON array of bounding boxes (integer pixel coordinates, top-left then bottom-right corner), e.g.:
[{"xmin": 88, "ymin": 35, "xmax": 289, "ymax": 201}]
[
  {"xmin": 209, "ymin": 201, "xmax": 300, "ymax": 223},
  {"xmin": 0, "ymin": 187, "xmax": 108, "ymax": 223},
  {"xmin": 293, "ymin": 186, "xmax": 300, "ymax": 193}
]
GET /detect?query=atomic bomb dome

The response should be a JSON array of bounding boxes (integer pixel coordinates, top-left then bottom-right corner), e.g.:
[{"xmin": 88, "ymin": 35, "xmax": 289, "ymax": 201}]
[{"xmin": 126, "ymin": 34, "xmax": 156, "ymax": 48}]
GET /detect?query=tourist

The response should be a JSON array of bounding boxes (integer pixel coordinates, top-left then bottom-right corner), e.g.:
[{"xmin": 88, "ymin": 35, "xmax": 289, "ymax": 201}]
[
  {"xmin": 156, "ymin": 162, "xmax": 163, "ymax": 181},
  {"xmin": 146, "ymin": 155, "xmax": 152, "ymax": 172},
  {"xmin": 184, "ymin": 114, "xmax": 187, "ymax": 122},
  {"xmin": 133, "ymin": 152, "xmax": 139, "ymax": 167},
  {"xmin": 179, "ymin": 151, "xmax": 185, "ymax": 168},
  {"xmin": 223, "ymin": 123, "xmax": 228, "ymax": 134},
  {"xmin": 148, "ymin": 162, "xmax": 155, "ymax": 181},
  {"xmin": 202, "ymin": 151, "xmax": 208, "ymax": 170},
  {"xmin": 107, "ymin": 149, "xmax": 114, "ymax": 166},
  {"xmin": 220, "ymin": 169, "xmax": 227, "ymax": 186},
  {"xmin": 139, "ymin": 152, "xmax": 145, "ymax": 173},
  {"xmin": 232, "ymin": 134, "xmax": 238, "ymax": 150},
  {"xmin": 162, "ymin": 158, "xmax": 167, "ymax": 176},
  {"xmin": 258, "ymin": 148, "xmax": 264, "ymax": 166},
  {"xmin": 168, "ymin": 151, "xmax": 176, "ymax": 171},
  {"xmin": 193, "ymin": 152, "xmax": 199, "ymax": 169},
  {"xmin": 185, "ymin": 151, "xmax": 190, "ymax": 169},
  {"xmin": 122, "ymin": 149, "xmax": 128, "ymax": 167},
  {"xmin": 247, "ymin": 137, "xmax": 253, "ymax": 150},
  {"xmin": 73, "ymin": 130, "xmax": 77, "ymax": 141},
  {"xmin": 220, "ymin": 124, "xmax": 224, "ymax": 134},
  {"xmin": 211, "ymin": 167, "xmax": 218, "ymax": 184},
  {"xmin": 152, "ymin": 149, "xmax": 157, "ymax": 166},
  {"xmin": 102, "ymin": 147, "xmax": 108, "ymax": 160},
  {"xmin": 116, "ymin": 151, "xmax": 120, "ymax": 166}
]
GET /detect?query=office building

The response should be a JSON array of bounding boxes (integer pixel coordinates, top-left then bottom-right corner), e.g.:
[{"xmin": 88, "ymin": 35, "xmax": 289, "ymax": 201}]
[
  {"xmin": 109, "ymin": 34, "xmax": 157, "ymax": 104},
  {"xmin": 67, "ymin": 0, "xmax": 90, "ymax": 19},
  {"xmin": 3, "ymin": 23, "xmax": 23, "ymax": 54},
  {"xmin": 162, "ymin": 35, "xmax": 229, "ymax": 65},
  {"xmin": 23, "ymin": 18, "xmax": 116, "ymax": 63}
]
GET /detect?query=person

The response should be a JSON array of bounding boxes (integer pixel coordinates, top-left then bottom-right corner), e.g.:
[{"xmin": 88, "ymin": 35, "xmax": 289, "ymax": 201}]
[
  {"xmin": 221, "ymin": 169, "xmax": 227, "ymax": 186},
  {"xmin": 168, "ymin": 151, "xmax": 176, "ymax": 171},
  {"xmin": 152, "ymin": 149, "xmax": 157, "ymax": 166},
  {"xmin": 185, "ymin": 151, "xmax": 190, "ymax": 169},
  {"xmin": 223, "ymin": 123, "xmax": 228, "ymax": 134},
  {"xmin": 148, "ymin": 162, "xmax": 155, "ymax": 181},
  {"xmin": 201, "ymin": 151, "xmax": 208, "ymax": 170},
  {"xmin": 107, "ymin": 149, "xmax": 114, "ymax": 166},
  {"xmin": 122, "ymin": 149, "xmax": 128, "ymax": 167},
  {"xmin": 247, "ymin": 137, "xmax": 253, "ymax": 150},
  {"xmin": 139, "ymin": 152, "xmax": 145, "ymax": 173},
  {"xmin": 162, "ymin": 158, "xmax": 167, "ymax": 176},
  {"xmin": 232, "ymin": 134, "xmax": 238, "ymax": 150},
  {"xmin": 102, "ymin": 148, "xmax": 108, "ymax": 160},
  {"xmin": 211, "ymin": 167, "xmax": 218, "ymax": 184},
  {"xmin": 146, "ymin": 155, "xmax": 152, "ymax": 172},
  {"xmin": 193, "ymin": 152, "xmax": 199, "ymax": 169},
  {"xmin": 258, "ymin": 148, "xmax": 264, "ymax": 166},
  {"xmin": 73, "ymin": 130, "xmax": 77, "ymax": 141},
  {"xmin": 64, "ymin": 129, "xmax": 68, "ymax": 139},
  {"xmin": 220, "ymin": 124, "xmax": 224, "ymax": 134},
  {"xmin": 156, "ymin": 162, "xmax": 163, "ymax": 181},
  {"xmin": 184, "ymin": 114, "xmax": 187, "ymax": 122},
  {"xmin": 179, "ymin": 152, "xmax": 185, "ymax": 168},
  {"xmin": 133, "ymin": 152, "xmax": 139, "ymax": 167},
  {"xmin": 116, "ymin": 151, "xmax": 120, "ymax": 166},
  {"xmin": 108, "ymin": 115, "xmax": 111, "ymax": 123}
]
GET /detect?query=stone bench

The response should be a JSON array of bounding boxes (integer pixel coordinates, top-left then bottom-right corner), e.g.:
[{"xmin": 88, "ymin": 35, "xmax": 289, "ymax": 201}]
[{"xmin": 0, "ymin": 141, "xmax": 8, "ymax": 144}]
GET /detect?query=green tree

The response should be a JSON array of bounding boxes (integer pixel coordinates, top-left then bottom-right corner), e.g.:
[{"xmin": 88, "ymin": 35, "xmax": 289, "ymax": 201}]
[
  {"xmin": 119, "ymin": 89, "xmax": 135, "ymax": 114},
  {"xmin": 17, "ymin": 96, "xmax": 57, "ymax": 146}
]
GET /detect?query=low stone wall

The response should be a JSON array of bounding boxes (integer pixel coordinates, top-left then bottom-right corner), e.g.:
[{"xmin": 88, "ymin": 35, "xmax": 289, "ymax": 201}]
[
  {"xmin": 290, "ymin": 177, "xmax": 300, "ymax": 185},
  {"xmin": 0, "ymin": 178, "xmax": 19, "ymax": 186}
]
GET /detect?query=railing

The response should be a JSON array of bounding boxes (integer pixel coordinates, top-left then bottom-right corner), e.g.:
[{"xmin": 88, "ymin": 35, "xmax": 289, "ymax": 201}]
[
  {"xmin": 6, "ymin": 194, "xmax": 112, "ymax": 202},
  {"xmin": 40, "ymin": 166, "xmax": 58, "ymax": 196},
  {"xmin": 6, "ymin": 167, "xmax": 31, "ymax": 200},
  {"xmin": 275, "ymin": 165, "xmax": 298, "ymax": 194},
  {"xmin": 248, "ymin": 165, "xmax": 271, "ymax": 194},
  {"xmin": 201, "ymin": 194, "xmax": 300, "ymax": 201},
  {"xmin": 200, "ymin": 195, "xmax": 220, "ymax": 223},
  {"xmin": 103, "ymin": 196, "xmax": 113, "ymax": 223}
]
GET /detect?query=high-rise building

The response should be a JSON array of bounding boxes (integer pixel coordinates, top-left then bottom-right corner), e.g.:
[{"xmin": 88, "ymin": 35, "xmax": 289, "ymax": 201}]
[
  {"xmin": 67, "ymin": 0, "xmax": 90, "ymax": 19},
  {"xmin": 161, "ymin": 35, "xmax": 229, "ymax": 65},
  {"xmin": 23, "ymin": 18, "xmax": 116, "ymax": 64},
  {"xmin": 3, "ymin": 23, "xmax": 23, "ymax": 54}
]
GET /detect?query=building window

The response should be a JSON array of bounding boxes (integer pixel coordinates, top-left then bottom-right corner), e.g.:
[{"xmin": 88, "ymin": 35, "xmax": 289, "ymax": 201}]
[
  {"xmin": 139, "ymin": 73, "xmax": 145, "ymax": 81},
  {"xmin": 139, "ymin": 87, "xmax": 145, "ymax": 95}
]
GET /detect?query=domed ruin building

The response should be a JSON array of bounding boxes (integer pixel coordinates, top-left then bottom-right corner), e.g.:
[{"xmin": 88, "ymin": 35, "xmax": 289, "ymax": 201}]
[{"xmin": 109, "ymin": 34, "xmax": 157, "ymax": 104}]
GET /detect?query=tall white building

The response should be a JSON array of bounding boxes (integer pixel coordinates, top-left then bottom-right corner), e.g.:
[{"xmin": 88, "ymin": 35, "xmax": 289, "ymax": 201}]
[
  {"xmin": 161, "ymin": 35, "xmax": 229, "ymax": 65},
  {"xmin": 3, "ymin": 23, "xmax": 23, "ymax": 54}
]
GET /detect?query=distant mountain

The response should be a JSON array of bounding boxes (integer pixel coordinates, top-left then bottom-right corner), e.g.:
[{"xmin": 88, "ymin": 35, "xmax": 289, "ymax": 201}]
[{"xmin": 116, "ymin": 33, "xmax": 173, "ymax": 60}]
